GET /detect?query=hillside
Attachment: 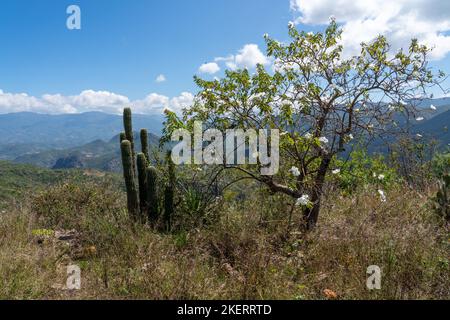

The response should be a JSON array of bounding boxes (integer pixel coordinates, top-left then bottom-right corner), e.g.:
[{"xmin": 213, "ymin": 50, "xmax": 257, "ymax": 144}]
[
  {"xmin": 14, "ymin": 132, "xmax": 160, "ymax": 172},
  {"xmin": 0, "ymin": 161, "xmax": 122, "ymax": 208},
  {"xmin": 413, "ymin": 109, "xmax": 450, "ymax": 148}
]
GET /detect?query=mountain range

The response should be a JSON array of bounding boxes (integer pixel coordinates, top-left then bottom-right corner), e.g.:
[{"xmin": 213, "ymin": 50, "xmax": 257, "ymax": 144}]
[
  {"xmin": 0, "ymin": 98, "xmax": 449, "ymax": 171},
  {"xmin": 14, "ymin": 132, "xmax": 160, "ymax": 172},
  {"xmin": 0, "ymin": 111, "xmax": 164, "ymax": 150}
]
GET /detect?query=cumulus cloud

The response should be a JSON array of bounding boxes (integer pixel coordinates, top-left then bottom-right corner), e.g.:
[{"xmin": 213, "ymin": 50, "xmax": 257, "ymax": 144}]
[
  {"xmin": 198, "ymin": 62, "xmax": 220, "ymax": 74},
  {"xmin": 155, "ymin": 74, "xmax": 167, "ymax": 83},
  {"xmin": 0, "ymin": 89, "xmax": 194, "ymax": 115},
  {"xmin": 214, "ymin": 44, "xmax": 271, "ymax": 70},
  {"xmin": 169, "ymin": 92, "xmax": 195, "ymax": 113},
  {"xmin": 290, "ymin": 0, "xmax": 450, "ymax": 60}
]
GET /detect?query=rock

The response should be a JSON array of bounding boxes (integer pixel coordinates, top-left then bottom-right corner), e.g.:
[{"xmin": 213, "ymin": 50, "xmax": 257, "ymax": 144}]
[{"xmin": 55, "ymin": 229, "xmax": 78, "ymax": 241}]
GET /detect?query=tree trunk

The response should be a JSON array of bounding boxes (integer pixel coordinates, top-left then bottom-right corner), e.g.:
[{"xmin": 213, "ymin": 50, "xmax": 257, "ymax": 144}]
[{"xmin": 303, "ymin": 156, "xmax": 331, "ymax": 230}]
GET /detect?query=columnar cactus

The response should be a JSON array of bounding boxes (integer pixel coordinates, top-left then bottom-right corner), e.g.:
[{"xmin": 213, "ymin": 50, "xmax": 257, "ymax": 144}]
[
  {"xmin": 120, "ymin": 108, "xmax": 178, "ymax": 228},
  {"xmin": 147, "ymin": 166, "xmax": 159, "ymax": 222},
  {"xmin": 140, "ymin": 129, "xmax": 150, "ymax": 164},
  {"xmin": 164, "ymin": 186, "xmax": 174, "ymax": 231},
  {"xmin": 137, "ymin": 153, "xmax": 149, "ymax": 220},
  {"xmin": 120, "ymin": 140, "xmax": 139, "ymax": 219},
  {"xmin": 123, "ymin": 108, "xmax": 136, "ymax": 173},
  {"xmin": 163, "ymin": 151, "xmax": 176, "ymax": 231}
]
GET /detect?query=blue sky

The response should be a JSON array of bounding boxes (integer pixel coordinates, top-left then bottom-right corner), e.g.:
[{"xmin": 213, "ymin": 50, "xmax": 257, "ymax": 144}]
[
  {"xmin": 0, "ymin": 0, "xmax": 294, "ymax": 98},
  {"xmin": 0, "ymin": 0, "xmax": 449, "ymax": 114}
]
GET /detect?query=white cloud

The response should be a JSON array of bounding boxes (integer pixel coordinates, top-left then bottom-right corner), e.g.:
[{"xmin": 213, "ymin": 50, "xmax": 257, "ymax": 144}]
[
  {"xmin": 170, "ymin": 92, "xmax": 195, "ymax": 113},
  {"xmin": 214, "ymin": 44, "xmax": 271, "ymax": 70},
  {"xmin": 0, "ymin": 89, "xmax": 194, "ymax": 115},
  {"xmin": 290, "ymin": 0, "xmax": 450, "ymax": 60},
  {"xmin": 40, "ymin": 90, "xmax": 130, "ymax": 114},
  {"xmin": 155, "ymin": 74, "xmax": 166, "ymax": 83},
  {"xmin": 198, "ymin": 62, "xmax": 220, "ymax": 74}
]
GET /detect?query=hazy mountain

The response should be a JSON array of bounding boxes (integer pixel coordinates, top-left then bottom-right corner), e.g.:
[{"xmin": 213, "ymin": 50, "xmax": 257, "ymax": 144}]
[
  {"xmin": 1, "ymin": 98, "xmax": 449, "ymax": 169},
  {"xmin": 0, "ymin": 111, "xmax": 164, "ymax": 149},
  {"xmin": 413, "ymin": 109, "xmax": 450, "ymax": 148},
  {"xmin": 14, "ymin": 132, "xmax": 160, "ymax": 172}
]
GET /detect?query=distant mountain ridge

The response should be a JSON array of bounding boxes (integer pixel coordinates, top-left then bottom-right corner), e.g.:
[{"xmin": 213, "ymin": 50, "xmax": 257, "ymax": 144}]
[
  {"xmin": 14, "ymin": 132, "xmax": 160, "ymax": 172},
  {"xmin": 1, "ymin": 99, "xmax": 449, "ymax": 171},
  {"xmin": 413, "ymin": 109, "xmax": 450, "ymax": 148},
  {"xmin": 0, "ymin": 111, "xmax": 164, "ymax": 149}
]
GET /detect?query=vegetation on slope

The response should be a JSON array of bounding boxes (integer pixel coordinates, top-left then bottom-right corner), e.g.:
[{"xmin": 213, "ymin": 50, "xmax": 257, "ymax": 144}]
[
  {"xmin": 0, "ymin": 181, "xmax": 448, "ymax": 299},
  {"xmin": 0, "ymin": 161, "xmax": 122, "ymax": 208}
]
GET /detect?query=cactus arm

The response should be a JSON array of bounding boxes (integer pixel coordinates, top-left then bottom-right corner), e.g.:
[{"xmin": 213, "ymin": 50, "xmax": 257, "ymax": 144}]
[
  {"xmin": 123, "ymin": 107, "xmax": 136, "ymax": 174},
  {"xmin": 164, "ymin": 185, "xmax": 174, "ymax": 232},
  {"xmin": 137, "ymin": 153, "xmax": 149, "ymax": 221},
  {"xmin": 146, "ymin": 166, "xmax": 159, "ymax": 223},
  {"xmin": 163, "ymin": 151, "xmax": 176, "ymax": 231},
  {"xmin": 140, "ymin": 129, "xmax": 150, "ymax": 164},
  {"xmin": 120, "ymin": 140, "xmax": 140, "ymax": 220}
]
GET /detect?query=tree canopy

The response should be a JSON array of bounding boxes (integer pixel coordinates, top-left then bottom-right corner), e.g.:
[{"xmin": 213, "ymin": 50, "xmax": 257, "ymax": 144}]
[{"xmin": 163, "ymin": 19, "xmax": 446, "ymax": 228}]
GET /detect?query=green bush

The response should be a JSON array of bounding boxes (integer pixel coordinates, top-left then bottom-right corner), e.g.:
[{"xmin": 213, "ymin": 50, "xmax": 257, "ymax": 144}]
[
  {"xmin": 431, "ymin": 151, "xmax": 450, "ymax": 221},
  {"xmin": 331, "ymin": 148, "xmax": 399, "ymax": 194},
  {"xmin": 31, "ymin": 182, "xmax": 128, "ymax": 249}
]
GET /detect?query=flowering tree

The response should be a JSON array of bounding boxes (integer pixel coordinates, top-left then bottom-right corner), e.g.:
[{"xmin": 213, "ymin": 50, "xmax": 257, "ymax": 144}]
[{"xmin": 164, "ymin": 20, "xmax": 445, "ymax": 229}]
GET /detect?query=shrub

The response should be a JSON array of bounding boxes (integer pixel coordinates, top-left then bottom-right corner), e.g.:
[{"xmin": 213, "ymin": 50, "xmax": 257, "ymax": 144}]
[
  {"xmin": 431, "ymin": 152, "xmax": 450, "ymax": 221},
  {"xmin": 331, "ymin": 148, "xmax": 399, "ymax": 194},
  {"xmin": 31, "ymin": 182, "xmax": 128, "ymax": 250}
]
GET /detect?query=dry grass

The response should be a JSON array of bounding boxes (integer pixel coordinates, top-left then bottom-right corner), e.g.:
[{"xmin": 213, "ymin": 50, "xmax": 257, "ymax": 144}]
[{"xmin": 0, "ymin": 182, "xmax": 448, "ymax": 299}]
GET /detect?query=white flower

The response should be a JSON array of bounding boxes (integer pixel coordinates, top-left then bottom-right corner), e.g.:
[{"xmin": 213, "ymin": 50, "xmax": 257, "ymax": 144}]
[
  {"xmin": 305, "ymin": 133, "xmax": 313, "ymax": 139},
  {"xmin": 307, "ymin": 32, "xmax": 313, "ymax": 36},
  {"xmin": 318, "ymin": 137, "xmax": 329, "ymax": 144},
  {"xmin": 348, "ymin": 134, "xmax": 354, "ymax": 140},
  {"xmin": 373, "ymin": 173, "xmax": 377, "ymax": 178},
  {"xmin": 196, "ymin": 167, "xmax": 203, "ymax": 172},
  {"xmin": 288, "ymin": 21, "xmax": 295, "ymax": 29},
  {"xmin": 296, "ymin": 194, "xmax": 310, "ymax": 206},
  {"xmin": 388, "ymin": 104, "xmax": 396, "ymax": 111},
  {"xmin": 251, "ymin": 92, "xmax": 265, "ymax": 100},
  {"xmin": 332, "ymin": 169, "xmax": 341, "ymax": 174},
  {"xmin": 416, "ymin": 133, "xmax": 423, "ymax": 138},
  {"xmin": 378, "ymin": 174, "xmax": 385, "ymax": 180},
  {"xmin": 378, "ymin": 189, "xmax": 387, "ymax": 203},
  {"xmin": 289, "ymin": 166, "xmax": 300, "ymax": 177},
  {"xmin": 430, "ymin": 104, "xmax": 436, "ymax": 111},
  {"xmin": 281, "ymin": 99, "xmax": 294, "ymax": 108},
  {"xmin": 416, "ymin": 117, "xmax": 424, "ymax": 121}
]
